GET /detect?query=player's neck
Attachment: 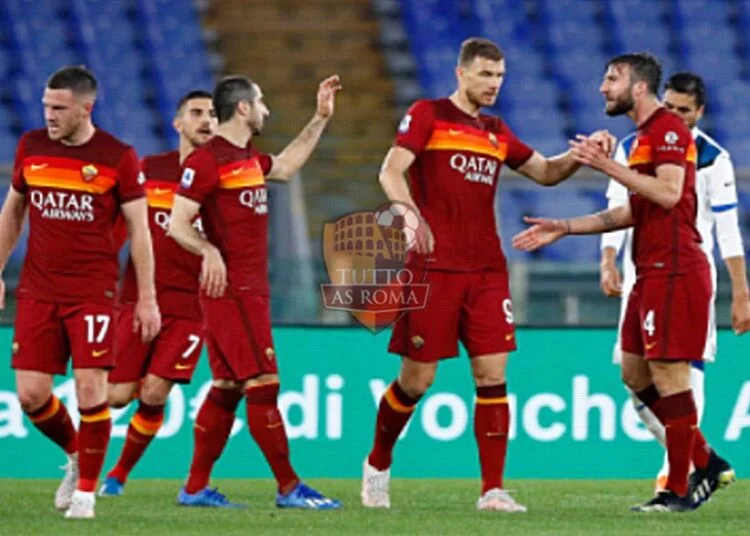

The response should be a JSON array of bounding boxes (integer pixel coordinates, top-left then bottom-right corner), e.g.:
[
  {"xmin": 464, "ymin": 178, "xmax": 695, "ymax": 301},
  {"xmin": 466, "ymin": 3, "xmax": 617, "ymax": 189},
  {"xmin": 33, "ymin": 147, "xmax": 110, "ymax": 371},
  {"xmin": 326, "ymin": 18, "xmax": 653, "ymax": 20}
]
[
  {"xmin": 60, "ymin": 121, "xmax": 96, "ymax": 146},
  {"xmin": 179, "ymin": 138, "xmax": 196, "ymax": 164},
  {"xmin": 449, "ymin": 92, "xmax": 481, "ymax": 118},
  {"xmin": 631, "ymin": 97, "xmax": 661, "ymax": 128},
  {"xmin": 217, "ymin": 121, "xmax": 252, "ymax": 149}
]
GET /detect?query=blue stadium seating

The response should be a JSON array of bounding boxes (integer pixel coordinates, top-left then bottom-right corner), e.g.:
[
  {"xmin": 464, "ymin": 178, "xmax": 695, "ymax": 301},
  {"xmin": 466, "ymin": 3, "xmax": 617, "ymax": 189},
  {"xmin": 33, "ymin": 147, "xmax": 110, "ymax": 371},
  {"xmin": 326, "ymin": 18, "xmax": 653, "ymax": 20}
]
[{"xmin": 0, "ymin": 0, "xmax": 213, "ymax": 157}]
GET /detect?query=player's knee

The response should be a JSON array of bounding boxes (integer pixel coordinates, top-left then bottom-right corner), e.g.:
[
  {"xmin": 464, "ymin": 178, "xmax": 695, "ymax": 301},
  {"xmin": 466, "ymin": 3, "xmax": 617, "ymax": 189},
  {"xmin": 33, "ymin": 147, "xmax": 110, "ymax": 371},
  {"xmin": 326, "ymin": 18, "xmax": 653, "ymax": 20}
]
[
  {"xmin": 17, "ymin": 387, "xmax": 51, "ymax": 414},
  {"xmin": 398, "ymin": 372, "xmax": 433, "ymax": 398},
  {"xmin": 108, "ymin": 393, "xmax": 131, "ymax": 409},
  {"xmin": 139, "ymin": 383, "xmax": 171, "ymax": 406},
  {"xmin": 76, "ymin": 378, "xmax": 107, "ymax": 407},
  {"xmin": 473, "ymin": 369, "xmax": 506, "ymax": 387}
]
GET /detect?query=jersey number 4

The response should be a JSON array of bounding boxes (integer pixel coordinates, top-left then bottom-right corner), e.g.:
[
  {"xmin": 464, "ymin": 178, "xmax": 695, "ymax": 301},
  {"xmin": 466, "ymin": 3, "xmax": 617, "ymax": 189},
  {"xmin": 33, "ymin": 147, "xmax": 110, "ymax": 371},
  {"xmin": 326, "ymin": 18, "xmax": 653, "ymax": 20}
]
[{"xmin": 643, "ymin": 310, "xmax": 656, "ymax": 337}]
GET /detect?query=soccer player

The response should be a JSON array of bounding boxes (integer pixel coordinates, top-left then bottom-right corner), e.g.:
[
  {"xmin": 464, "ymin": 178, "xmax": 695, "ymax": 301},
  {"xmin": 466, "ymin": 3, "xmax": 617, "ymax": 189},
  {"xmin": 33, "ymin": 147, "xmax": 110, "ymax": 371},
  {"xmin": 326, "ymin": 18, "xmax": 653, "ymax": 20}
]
[
  {"xmin": 600, "ymin": 72, "xmax": 748, "ymax": 495},
  {"xmin": 513, "ymin": 53, "xmax": 748, "ymax": 512},
  {"xmin": 98, "ymin": 90, "xmax": 217, "ymax": 496},
  {"xmin": 360, "ymin": 37, "xmax": 614, "ymax": 512},
  {"xmin": 168, "ymin": 74, "xmax": 342, "ymax": 509},
  {"xmin": 0, "ymin": 66, "xmax": 161, "ymax": 519}
]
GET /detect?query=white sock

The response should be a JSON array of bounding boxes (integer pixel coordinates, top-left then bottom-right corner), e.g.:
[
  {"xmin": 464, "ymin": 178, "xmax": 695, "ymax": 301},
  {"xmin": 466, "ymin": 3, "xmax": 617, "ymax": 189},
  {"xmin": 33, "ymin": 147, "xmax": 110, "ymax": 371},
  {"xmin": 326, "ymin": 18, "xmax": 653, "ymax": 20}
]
[{"xmin": 629, "ymin": 390, "xmax": 665, "ymax": 446}]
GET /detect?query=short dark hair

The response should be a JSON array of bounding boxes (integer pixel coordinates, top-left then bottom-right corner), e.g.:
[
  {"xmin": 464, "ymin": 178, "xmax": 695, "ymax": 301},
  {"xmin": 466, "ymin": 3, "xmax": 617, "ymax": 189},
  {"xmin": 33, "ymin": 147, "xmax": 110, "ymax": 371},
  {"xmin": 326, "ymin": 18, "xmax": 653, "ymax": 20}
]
[
  {"xmin": 664, "ymin": 72, "xmax": 706, "ymax": 108},
  {"xmin": 606, "ymin": 53, "xmax": 662, "ymax": 96},
  {"xmin": 46, "ymin": 65, "xmax": 98, "ymax": 96},
  {"xmin": 458, "ymin": 37, "xmax": 504, "ymax": 66},
  {"xmin": 213, "ymin": 76, "xmax": 257, "ymax": 123},
  {"xmin": 176, "ymin": 89, "xmax": 213, "ymax": 115}
]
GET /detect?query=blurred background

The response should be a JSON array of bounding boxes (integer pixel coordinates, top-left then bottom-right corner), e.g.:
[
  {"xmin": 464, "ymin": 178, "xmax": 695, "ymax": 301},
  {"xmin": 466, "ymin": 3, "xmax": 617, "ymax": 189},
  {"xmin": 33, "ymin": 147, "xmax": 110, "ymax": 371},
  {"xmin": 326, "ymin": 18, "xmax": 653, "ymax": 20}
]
[{"xmin": 1, "ymin": 0, "xmax": 749, "ymax": 327}]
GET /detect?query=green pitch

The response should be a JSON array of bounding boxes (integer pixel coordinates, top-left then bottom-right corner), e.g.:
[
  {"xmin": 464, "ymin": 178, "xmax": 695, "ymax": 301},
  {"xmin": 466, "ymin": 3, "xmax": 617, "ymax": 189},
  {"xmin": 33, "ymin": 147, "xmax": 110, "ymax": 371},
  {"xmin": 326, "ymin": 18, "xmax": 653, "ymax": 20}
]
[{"xmin": 0, "ymin": 479, "xmax": 745, "ymax": 535}]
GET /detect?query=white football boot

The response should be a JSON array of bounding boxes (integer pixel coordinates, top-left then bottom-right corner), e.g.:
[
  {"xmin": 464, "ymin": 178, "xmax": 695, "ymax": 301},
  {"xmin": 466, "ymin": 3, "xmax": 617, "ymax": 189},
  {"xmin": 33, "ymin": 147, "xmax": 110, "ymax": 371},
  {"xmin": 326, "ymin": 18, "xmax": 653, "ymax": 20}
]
[
  {"xmin": 55, "ymin": 454, "xmax": 79, "ymax": 511},
  {"xmin": 361, "ymin": 459, "xmax": 391, "ymax": 508},
  {"xmin": 477, "ymin": 488, "xmax": 527, "ymax": 512},
  {"xmin": 65, "ymin": 490, "xmax": 96, "ymax": 519}
]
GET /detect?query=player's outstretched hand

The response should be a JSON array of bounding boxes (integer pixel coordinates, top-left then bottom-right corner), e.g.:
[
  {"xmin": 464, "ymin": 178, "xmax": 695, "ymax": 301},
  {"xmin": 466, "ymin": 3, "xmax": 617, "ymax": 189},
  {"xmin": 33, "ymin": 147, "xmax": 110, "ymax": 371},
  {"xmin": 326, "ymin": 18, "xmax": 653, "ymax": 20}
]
[
  {"xmin": 600, "ymin": 261, "xmax": 623, "ymax": 297},
  {"xmin": 200, "ymin": 244, "xmax": 227, "ymax": 298},
  {"xmin": 316, "ymin": 75, "xmax": 342, "ymax": 119},
  {"xmin": 588, "ymin": 130, "xmax": 617, "ymax": 157},
  {"xmin": 570, "ymin": 135, "xmax": 610, "ymax": 171},
  {"xmin": 731, "ymin": 294, "xmax": 750, "ymax": 335},
  {"xmin": 512, "ymin": 216, "xmax": 568, "ymax": 252},
  {"xmin": 133, "ymin": 296, "xmax": 161, "ymax": 343},
  {"xmin": 410, "ymin": 216, "xmax": 435, "ymax": 255}
]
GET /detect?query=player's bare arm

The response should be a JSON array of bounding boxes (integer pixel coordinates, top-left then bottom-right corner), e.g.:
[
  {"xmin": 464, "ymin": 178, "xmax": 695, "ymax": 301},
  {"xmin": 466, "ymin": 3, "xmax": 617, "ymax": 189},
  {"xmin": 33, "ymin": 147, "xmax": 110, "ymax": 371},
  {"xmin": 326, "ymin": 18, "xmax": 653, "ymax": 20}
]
[
  {"xmin": 600, "ymin": 246, "xmax": 623, "ymax": 297},
  {"xmin": 0, "ymin": 188, "xmax": 26, "ymax": 310},
  {"xmin": 722, "ymin": 255, "xmax": 750, "ymax": 335},
  {"xmin": 571, "ymin": 137, "xmax": 684, "ymax": 209},
  {"xmin": 516, "ymin": 130, "xmax": 616, "ymax": 186},
  {"xmin": 378, "ymin": 146, "xmax": 434, "ymax": 254},
  {"xmin": 121, "ymin": 198, "xmax": 161, "ymax": 342},
  {"xmin": 513, "ymin": 204, "xmax": 632, "ymax": 252},
  {"xmin": 266, "ymin": 75, "xmax": 342, "ymax": 181},
  {"xmin": 169, "ymin": 194, "xmax": 226, "ymax": 298}
]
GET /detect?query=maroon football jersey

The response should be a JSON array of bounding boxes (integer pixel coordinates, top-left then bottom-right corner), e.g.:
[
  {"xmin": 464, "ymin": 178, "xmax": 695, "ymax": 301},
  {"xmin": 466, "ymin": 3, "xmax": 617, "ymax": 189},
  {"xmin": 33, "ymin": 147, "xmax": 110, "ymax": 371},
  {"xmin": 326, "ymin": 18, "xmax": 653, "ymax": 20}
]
[
  {"xmin": 176, "ymin": 136, "xmax": 273, "ymax": 295},
  {"xmin": 119, "ymin": 151, "xmax": 202, "ymax": 319},
  {"xmin": 394, "ymin": 98, "xmax": 533, "ymax": 271},
  {"xmin": 11, "ymin": 129, "xmax": 144, "ymax": 303},
  {"xmin": 626, "ymin": 108, "xmax": 707, "ymax": 277}
]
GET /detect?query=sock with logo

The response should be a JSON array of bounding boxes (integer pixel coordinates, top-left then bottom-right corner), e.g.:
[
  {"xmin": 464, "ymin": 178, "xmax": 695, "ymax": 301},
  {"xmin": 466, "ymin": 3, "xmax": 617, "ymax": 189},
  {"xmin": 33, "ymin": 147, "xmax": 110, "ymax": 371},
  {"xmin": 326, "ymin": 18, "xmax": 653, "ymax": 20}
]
[
  {"xmin": 635, "ymin": 383, "xmax": 711, "ymax": 471},
  {"xmin": 108, "ymin": 402, "xmax": 165, "ymax": 483},
  {"xmin": 661, "ymin": 390, "xmax": 697, "ymax": 497},
  {"xmin": 368, "ymin": 381, "xmax": 422, "ymax": 471},
  {"xmin": 77, "ymin": 402, "xmax": 112, "ymax": 492},
  {"xmin": 245, "ymin": 382, "xmax": 299, "ymax": 493},
  {"xmin": 26, "ymin": 395, "xmax": 77, "ymax": 455},
  {"xmin": 185, "ymin": 387, "xmax": 243, "ymax": 494},
  {"xmin": 475, "ymin": 384, "xmax": 510, "ymax": 493}
]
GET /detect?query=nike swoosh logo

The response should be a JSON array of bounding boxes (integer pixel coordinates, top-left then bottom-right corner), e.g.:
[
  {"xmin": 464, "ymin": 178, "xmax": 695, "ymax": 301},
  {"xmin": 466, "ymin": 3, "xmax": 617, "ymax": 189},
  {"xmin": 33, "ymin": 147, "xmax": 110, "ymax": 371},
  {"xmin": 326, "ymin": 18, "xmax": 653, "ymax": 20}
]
[
  {"xmin": 174, "ymin": 363, "xmax": 193, "ymax": 370},
  {"xmin": 30, "ymin": 163, "xmax": 48, "ymax": 171},
  {"xmin": 153, "ymin": 188, "xmax": 173, "ymax": 195},
  {"xmin": 645, "ymin": 342, "xmax": 657, "ymax": 350},
  {"xmin": 505, "ymin": 334, "xmax": 514, "ymax": 341},
  {"xmin": 448, "ymin": 129, "xmax": 462, "ymax": 136},
  {"xmin": 92, "ymin": 349, "xmax": 109, "ymax": 358},
  {"xmin": 231, "ymin": 167, "xmax": 245, "ymax": 176}
]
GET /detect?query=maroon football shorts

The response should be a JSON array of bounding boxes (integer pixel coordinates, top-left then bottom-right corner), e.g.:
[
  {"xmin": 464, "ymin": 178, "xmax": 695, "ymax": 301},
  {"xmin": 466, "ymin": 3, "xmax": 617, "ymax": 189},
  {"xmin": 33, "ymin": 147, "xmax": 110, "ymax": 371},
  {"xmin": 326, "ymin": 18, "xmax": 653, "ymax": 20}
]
[
  {"xmin": 12, "ymin": 299, "xmax": 115, "ymax": 374},
  {"xmin": 389, "ymin": 270, "xmax": 516, "ymax": 362},
  {"xmin": 201, "ymin": 292, "xmax": 278, "ymax": 382},
  {"xmin": 621, "ymin": 268, "xmax": 712, "ymax": 361},
  {"xmin": 110, "ymin": 304, "xmax": 204, "ymax": 384}
]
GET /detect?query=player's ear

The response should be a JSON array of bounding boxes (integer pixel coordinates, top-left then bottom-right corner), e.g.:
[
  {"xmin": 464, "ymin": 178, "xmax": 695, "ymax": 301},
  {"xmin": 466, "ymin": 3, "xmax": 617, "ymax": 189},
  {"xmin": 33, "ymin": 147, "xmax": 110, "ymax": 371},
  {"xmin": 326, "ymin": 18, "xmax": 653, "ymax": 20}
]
[
  {"xmin": 82, "ymin": 99, "xmax": 95, "ymax": 115},
  {"xmin": 237, "ymin": 99, "xmax": 250, "ymax": 117},
  {"xmin": 173, "ymin": 116, "xmax": 182, "ymax": 135},
  {"xmin": 695, "ymin": 105, "xmax": 705, "ymax": 121}
]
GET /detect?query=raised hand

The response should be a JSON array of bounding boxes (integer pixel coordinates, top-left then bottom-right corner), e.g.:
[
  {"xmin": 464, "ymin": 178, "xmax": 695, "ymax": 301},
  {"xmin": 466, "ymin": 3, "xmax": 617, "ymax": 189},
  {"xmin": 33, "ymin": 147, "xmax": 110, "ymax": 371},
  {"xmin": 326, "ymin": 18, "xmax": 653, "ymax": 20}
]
[
  {"xmin": 316, "ymin": 75, "xmax": 343, "ymax": 119},
  {"xmin": 512, "ymin": 216, "xmax": 569, "ymax": 252}
]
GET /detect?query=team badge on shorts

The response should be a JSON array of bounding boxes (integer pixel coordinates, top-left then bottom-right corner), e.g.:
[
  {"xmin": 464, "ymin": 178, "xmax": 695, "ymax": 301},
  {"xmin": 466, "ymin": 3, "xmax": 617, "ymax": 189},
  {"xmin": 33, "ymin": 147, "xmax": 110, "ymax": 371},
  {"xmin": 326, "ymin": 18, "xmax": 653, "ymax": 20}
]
[
  {"xmin": 321, "ymin": 202, "xmax": 430, "ymax": 333},
  {"xmin": 81, "ymin": 164, "xmax": 98, "ymax": 182},
  {"xmin": 11, "ymin": 341, "xmax": 19, "ymax": 355},
  {"xmin": 410, "ymin": 335, "xmax": 424, "ymax": 349}
]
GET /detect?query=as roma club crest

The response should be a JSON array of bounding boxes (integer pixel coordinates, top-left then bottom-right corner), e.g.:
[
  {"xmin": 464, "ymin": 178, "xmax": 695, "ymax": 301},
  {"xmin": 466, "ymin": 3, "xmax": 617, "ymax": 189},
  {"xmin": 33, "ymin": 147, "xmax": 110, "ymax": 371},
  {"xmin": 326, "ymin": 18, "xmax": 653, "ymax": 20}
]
[
  {"xmin": 81, "ymin": 164, "xmax": 98, "ymax": 182},
  {"xmin": 488, "ymin": 132, "xmax": 498, "ymax": 148},
  {"xmin": 321, "ymin": 202, "xmax": 430, "ymax": 333}
]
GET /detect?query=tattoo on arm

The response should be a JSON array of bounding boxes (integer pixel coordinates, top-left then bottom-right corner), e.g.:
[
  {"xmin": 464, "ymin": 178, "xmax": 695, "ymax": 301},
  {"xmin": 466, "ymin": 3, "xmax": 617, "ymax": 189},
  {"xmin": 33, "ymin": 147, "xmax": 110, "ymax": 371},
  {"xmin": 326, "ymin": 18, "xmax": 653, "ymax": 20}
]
[{"xmin": 597, "ymin": 210, "xmax": 617, "ymax": 230}]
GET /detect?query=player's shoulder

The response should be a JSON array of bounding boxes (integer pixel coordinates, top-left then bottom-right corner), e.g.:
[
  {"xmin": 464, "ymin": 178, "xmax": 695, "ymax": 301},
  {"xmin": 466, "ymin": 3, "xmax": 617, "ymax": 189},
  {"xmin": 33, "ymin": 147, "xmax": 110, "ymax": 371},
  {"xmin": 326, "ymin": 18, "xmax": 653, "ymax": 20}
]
[
  {"xmin": 16, "ymin": 129, "xmax": 51, "ymax": 153},
  {"xmin": 692, "ymin": 128, "xmax": 728, "ymax": 170},
  {"xmin": 142, "ymin": 150, "xmax": 180, "ymax": 179},
  {"xmin": 143, "ymin": 149, "xmax": 179, "ymax": 169},
  {"xmin": 92, "ymin": 129, "xmax": 135, "ymax": 155},
  {"xmin": 650, "ymin": 108, "xmax": 690, "ymax": 135}
]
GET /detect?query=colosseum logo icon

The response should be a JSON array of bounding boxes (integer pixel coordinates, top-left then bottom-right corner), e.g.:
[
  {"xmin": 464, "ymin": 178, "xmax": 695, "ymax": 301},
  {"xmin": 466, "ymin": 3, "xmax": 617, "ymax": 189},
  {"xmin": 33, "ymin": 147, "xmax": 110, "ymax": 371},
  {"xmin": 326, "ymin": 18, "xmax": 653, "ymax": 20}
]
[{"xmin": 322, "ymin": 202, "xmax": 430, "ymax": 332}]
